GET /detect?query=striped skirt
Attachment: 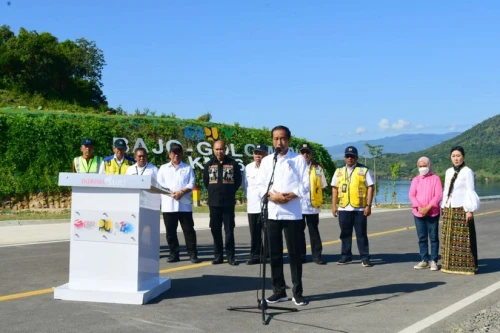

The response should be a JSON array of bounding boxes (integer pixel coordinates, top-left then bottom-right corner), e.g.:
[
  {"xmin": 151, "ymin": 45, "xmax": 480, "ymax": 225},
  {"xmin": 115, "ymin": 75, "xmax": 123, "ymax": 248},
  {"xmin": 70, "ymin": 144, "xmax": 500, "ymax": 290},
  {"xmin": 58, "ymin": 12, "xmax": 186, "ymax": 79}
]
[{"xmin": 441, "ymin": 207, "xmax": 478, "ymax": 275}]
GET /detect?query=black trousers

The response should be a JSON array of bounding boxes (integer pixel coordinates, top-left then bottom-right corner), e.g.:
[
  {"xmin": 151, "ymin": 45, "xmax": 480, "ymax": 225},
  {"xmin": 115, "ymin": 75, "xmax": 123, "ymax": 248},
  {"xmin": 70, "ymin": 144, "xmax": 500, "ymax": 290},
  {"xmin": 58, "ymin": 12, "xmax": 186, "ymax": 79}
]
[
  {"xmin": 300, "ymin": 214, "xmax": 323, "ymax": 260},
  {"xmin": 248, "ymin": 213, "xmax": 263, "ymax": 260},
  {"xmin": 268, "ymin": 219, "xmax": 303, "ymax": 297},
  {"xmin": 163, "ymin": 212, "xmax": 198, "ymax": 258},
  {"xmin": 338, "ymin": 210, "xmax": 370, "ymax": 259},
  {"xmin": 209, "ymin": 206, "xmax": 236, "ymax": 260},
  {"xmin": 470, "ymin": 219, "xmax": 478, "ymax": 267}
]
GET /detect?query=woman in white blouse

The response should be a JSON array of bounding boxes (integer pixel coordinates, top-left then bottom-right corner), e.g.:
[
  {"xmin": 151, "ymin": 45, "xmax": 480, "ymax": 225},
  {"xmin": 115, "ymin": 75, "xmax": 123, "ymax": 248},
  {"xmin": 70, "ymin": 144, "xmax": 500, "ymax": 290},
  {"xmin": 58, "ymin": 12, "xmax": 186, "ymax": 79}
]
[{"xmin": 441, "ymin": 146, "xmax": 480, "ymax": 275}]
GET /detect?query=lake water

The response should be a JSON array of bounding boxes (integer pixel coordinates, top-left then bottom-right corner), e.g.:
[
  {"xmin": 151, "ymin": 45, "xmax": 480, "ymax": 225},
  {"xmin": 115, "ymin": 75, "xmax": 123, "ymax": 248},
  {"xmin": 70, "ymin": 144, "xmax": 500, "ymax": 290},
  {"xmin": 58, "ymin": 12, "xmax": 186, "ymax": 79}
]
[{"xmin": 375, "ymin": 179, "xmax": 500, "ymax": 204}]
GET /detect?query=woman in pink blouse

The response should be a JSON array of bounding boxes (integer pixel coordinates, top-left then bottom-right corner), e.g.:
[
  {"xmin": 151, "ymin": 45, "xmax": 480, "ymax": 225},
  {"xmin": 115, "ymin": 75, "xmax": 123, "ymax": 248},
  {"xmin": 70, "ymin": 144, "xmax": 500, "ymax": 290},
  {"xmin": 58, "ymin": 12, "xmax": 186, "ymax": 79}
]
[{"xmin": 408, "ymin": 157, "xmax": 443, "ymax": 271}]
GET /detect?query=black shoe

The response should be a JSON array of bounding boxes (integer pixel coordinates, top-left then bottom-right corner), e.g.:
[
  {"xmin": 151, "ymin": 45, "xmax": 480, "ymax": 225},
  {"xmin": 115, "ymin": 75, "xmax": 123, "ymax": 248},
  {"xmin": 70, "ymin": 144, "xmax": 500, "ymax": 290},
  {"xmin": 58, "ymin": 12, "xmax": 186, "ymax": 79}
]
[
  {"xmin": 337, "ymin": 257, "xmax": 352, "ymax": 265},
  {"xmin": 167, "ymin": 256, "xmax": 180, "ymax": 263},
  {"xmin": 292, "ymin": 295, "xmax": 309, "ymax": 306},
  {"xmin": 313, "ymin": 258, "xmax": 326, "ymax": 265},
  {"xmin": 190, "ymin": 256, "xmax": 202, "ymax": 264},
  {"xmin": 211, "ymin": 258, "xmax": 223, "ymax": 265},
  {"xmin": 266, "ymin": 292, "xmax": 288, "ymax": 304},
  {"xmin": 361, "ymin": 259, "xmax": 373, "ymax": 267},
  {"xmin": 228, "ymin": 258, "xmax": 239, "ymax": 266},
  {"xmin": 246, "ymin": 258, "xmax": 260, "ymax": 265}
]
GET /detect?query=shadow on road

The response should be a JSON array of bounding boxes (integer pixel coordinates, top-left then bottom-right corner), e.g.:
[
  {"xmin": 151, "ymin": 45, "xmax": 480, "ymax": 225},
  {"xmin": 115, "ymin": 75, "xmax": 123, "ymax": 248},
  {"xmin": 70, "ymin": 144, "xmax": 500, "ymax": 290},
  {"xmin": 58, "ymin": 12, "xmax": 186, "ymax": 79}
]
[
  {"xmin": 476, "ymin": 257, "xmax": 500, "ymax": 274},
  {"xmin": 368, "ymin": 252, "xmax": 419, "ymax": 266},
  {"xmin": 308, "ymin": 281, "xmax": 445, "ymax": 303},
  {"xmin": 318, "ymin": 252, "xmax": 419, "ymax": 266},
  {"xmin": 149, "ymin": 274, "xmax": 270, "ymax": 303},
  {"xmin": 159, "ymin": 244, "xmax": 251, "ymax": 260}
]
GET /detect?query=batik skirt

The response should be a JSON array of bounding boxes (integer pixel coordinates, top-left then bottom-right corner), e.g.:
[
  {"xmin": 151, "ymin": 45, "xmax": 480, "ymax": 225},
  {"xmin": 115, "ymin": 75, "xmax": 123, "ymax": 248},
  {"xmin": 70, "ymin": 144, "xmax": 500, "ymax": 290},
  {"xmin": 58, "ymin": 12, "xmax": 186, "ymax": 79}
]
[{"xmin": 441, "ymin": 207, "xmax": 478, "ymax": 275}]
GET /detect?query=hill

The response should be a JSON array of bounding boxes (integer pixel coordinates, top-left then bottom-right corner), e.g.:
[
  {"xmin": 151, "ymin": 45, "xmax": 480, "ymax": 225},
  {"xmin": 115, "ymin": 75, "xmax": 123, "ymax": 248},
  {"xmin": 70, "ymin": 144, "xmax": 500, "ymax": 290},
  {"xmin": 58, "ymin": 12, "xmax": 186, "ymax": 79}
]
[
  {"xmin": 327, "ymin": 133, "xmax": 461, "ymax": 160},
  {"xmin": 353, "ymin": 114, "xmax": 500, "ymax": 182}
]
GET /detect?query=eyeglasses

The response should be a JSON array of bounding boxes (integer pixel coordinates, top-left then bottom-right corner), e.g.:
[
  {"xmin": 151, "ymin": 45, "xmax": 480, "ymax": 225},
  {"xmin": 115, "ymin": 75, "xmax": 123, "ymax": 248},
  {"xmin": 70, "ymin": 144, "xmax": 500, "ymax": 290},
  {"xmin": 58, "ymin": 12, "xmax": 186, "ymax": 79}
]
[
  {"xmin": 170, "ymin": 150, "xmax": 182, "ymax": 155},
  {"xmin": 345, "ymin": 155, "xmax": 357, "ymax": 159}
]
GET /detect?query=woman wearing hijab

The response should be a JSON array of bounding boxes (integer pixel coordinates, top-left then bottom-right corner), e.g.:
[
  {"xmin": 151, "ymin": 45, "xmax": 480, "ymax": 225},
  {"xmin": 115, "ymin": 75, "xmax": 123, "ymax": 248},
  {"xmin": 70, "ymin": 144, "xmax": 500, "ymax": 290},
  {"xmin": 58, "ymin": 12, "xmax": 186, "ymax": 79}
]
[
  {"xmin": 409, "ymin": 157, "xmax": 443, "ymax": 271},
  {"xmin": 441, "ymin": 146, "xmax": 480, "ymax": 275}
]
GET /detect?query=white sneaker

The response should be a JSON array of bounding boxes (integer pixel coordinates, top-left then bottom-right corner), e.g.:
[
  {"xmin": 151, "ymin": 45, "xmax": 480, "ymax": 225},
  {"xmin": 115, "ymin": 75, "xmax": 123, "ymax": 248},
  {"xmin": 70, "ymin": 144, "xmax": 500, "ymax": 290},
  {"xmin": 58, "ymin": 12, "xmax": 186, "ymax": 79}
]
[
  {"xmin": 430, "ymin": 261, "xmax": 439, "ymax": 271},
  {"xmin": 414, "ymin": 261, "xmax": 429, "ymax": 269}
]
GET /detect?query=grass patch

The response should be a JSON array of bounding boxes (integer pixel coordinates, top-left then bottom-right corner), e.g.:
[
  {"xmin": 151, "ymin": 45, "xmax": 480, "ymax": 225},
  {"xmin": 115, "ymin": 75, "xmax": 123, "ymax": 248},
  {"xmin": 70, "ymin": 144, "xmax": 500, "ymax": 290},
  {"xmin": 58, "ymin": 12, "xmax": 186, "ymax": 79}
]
[{"xmin": 0, "ymin": 209, "xmax": 71, "ymax": 221}]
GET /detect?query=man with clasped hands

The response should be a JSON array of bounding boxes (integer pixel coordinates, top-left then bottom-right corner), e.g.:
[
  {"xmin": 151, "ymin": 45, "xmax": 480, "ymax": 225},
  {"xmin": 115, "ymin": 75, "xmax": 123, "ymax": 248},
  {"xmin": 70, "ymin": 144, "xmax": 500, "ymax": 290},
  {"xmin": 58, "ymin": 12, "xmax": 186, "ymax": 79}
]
[{"xmin": 256, "ymin": 125, "xmax": 310, "ymax": 307}]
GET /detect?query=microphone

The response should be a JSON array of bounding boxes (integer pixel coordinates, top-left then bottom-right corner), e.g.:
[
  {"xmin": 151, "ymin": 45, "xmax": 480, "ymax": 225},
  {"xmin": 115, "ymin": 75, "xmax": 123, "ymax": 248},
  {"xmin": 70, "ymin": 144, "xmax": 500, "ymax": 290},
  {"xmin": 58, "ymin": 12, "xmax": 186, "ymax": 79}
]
[{"xmin": 274, "ymin": 147, "xmax": 282, "ymax": 159}]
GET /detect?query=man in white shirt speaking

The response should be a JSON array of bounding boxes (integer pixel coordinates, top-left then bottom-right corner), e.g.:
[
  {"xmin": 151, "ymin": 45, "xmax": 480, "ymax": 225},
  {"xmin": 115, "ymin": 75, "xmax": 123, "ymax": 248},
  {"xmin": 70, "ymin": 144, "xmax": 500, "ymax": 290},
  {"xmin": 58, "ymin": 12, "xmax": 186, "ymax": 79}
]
[
  {"xmin": 243, "ymin": 143, "xmax": 268, "ymax": 265},
  {"xmin": 125, "ymin": 148, "xmax": 158, "ymax": 179},
  {"xmin": 156, "ymin": 143, "xmax": 201, "ymax": 264},
  {"xmin": 256, "ymin": 125, "xmax": 310, "ymax": 307}
]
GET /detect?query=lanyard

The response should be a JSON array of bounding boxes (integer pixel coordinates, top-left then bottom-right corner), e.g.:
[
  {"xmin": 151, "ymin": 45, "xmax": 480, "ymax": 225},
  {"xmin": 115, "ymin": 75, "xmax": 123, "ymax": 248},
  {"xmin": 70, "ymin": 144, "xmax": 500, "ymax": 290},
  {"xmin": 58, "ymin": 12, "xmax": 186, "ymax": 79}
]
[
  {"xmin": 344, "ymin": 165, "xmax": 355, "ymax": 184},
  {"xmin": 136, "ymin": 164, "xmax": 147, "ymax": 175}
]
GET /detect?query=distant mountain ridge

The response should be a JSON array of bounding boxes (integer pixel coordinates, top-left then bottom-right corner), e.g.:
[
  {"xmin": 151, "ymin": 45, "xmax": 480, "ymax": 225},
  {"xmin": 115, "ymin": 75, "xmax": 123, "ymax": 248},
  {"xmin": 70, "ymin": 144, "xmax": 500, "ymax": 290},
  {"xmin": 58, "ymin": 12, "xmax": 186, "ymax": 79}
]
[
  {"xmin": 352, "ymin": 114, "xmax": 500, "ymax": 181},
  {"xmin": 327, "ymin": 132, "xmax": 461, "ymax": 160}
]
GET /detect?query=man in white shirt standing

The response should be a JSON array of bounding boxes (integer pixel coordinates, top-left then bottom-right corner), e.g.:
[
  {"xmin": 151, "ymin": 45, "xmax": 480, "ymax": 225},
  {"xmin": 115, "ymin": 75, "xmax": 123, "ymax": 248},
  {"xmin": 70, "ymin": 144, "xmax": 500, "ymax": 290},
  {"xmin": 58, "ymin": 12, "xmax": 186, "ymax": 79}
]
[
  {"xmin": 156, "ymin": 143, "xmax": 201, "ymax": 264},
  {"xmin": 243, "ymin": 143, "xmax": 268, "ymax": 265},
  {"xmin": 125, "ymin": 148, "xmax": 158, "ymax": 179},
  {"xmin": 256, "ymin": 125, "xmax": 310, "ymax": 307},
  {"xmin": 299, "ymin": 142, "xmax": 328, "ymax": 265}
]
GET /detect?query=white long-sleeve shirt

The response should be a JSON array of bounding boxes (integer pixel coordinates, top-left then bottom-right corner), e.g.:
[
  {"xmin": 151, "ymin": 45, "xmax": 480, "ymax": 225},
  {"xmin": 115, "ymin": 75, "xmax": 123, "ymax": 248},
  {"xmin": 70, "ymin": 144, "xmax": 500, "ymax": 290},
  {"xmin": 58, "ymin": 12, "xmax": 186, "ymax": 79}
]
[
  {"xmin": 243, "ymin": 161, "xmax": 263, "ymax": 214},
  {"xmin": 156, "ymin": 161, "xmax": 195, "ymax": 212},
  {"xmin": 256, "ymin": 149, "xmax": 309, "ymax": 220},
  {"xmin": 124, "ymin": 163, "xmax": 158, "ymax": 179},
  {"xmin": 301, "ymin": 162, "xmax": 328, "ymax": 215},
  {"xmin": 441, "ymin": 166, "xmax": 480, "ymax": 212}
]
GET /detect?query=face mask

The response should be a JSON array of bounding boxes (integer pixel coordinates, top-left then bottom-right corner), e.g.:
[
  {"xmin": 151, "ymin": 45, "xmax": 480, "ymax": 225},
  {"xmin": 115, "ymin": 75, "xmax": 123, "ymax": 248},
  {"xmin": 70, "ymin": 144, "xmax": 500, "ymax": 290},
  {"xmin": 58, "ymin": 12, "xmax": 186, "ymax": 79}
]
[{"xmin": 418, "ymin": 167, "xmax": 429, "ymax": 176}]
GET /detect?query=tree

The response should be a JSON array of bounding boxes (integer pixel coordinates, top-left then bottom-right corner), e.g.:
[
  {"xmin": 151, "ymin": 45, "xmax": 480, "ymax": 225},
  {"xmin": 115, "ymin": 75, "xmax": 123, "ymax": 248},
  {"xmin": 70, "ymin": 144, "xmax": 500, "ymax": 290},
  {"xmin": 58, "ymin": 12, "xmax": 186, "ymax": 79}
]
[
  {"xmin": 364, "ymin": 143, "xmax": 384, "ymax": 205},
  {"xmin": 390, "ymin": 162, "xmax": 401, "ymax": 204},
  {"xmin": 0, "ymin": 25, "xmax": 107, "ymax": 109},
  {"xmin": 0, "ymin": 25, "xmax": 14, "ymax": 44},
  {"xmin": 197, "ymin": 112, "xmax": 212, "ymax": 122}
]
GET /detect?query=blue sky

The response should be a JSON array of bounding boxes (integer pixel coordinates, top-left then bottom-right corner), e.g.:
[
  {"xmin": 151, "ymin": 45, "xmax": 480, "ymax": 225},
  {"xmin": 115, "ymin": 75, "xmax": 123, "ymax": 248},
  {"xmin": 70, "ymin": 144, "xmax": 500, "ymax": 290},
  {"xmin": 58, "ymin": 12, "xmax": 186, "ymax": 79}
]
[{"xmin": 2, "ymin": 1, "xmax": 499, "ymax": 147}]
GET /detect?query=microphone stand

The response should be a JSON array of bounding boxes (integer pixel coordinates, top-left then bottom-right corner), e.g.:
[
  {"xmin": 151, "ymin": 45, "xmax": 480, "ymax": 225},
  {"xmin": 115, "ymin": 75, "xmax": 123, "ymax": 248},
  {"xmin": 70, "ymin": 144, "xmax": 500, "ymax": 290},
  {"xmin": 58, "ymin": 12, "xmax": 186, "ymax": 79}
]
[{"xmin": 227, "ymin": 150, "xmax": 297, "ymax": 325}]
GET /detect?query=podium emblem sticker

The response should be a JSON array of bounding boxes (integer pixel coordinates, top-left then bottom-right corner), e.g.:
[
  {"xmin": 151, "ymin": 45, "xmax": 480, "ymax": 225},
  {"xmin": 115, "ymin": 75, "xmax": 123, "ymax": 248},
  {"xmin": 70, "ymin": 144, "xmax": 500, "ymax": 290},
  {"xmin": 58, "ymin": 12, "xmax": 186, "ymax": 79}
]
[
  {"xmin": 74, "ymin": 219, "xmax": 84, "ymax": 229},
  {"xmin": 99, "ymin": 219, "xmax": 113, "ymax": 233},
  {"xmin": 118, "ymin": 221, "xmax": 134, "ymax": 234},
  {"xmin": 73, "ymin": 219, "xmax": 96, "ymax": 230}
]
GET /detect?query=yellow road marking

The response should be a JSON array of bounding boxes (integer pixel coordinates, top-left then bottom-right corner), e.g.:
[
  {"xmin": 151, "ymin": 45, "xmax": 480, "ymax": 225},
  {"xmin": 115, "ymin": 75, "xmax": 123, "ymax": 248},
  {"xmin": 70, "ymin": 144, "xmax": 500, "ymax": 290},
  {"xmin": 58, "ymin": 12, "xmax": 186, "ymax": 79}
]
[
  {"xmin": 1, "ymin": 209, "xmax": 499, "ymax": 303},
  {"xmin": 0, "ymin": 288, "xmax": 53, "ymax": 301}
]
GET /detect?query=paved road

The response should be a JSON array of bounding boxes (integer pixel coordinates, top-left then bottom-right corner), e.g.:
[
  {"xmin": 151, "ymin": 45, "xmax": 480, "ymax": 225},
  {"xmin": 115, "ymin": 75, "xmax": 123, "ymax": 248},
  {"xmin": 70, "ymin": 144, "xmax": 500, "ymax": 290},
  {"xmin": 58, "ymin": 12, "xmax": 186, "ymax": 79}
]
[{"xmin": 1, "ymin": 203, "xmax": 499, "ymax": 333}]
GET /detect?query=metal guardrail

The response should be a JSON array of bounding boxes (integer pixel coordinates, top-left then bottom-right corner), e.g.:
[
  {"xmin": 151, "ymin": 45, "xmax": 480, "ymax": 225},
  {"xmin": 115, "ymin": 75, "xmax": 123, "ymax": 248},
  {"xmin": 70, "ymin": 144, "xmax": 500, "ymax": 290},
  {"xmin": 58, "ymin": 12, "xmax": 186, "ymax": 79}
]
[
  {"xmin": 479, "ymin": 195, "xmax": 500, "ymax": 202},
  {"xmin": 377, "ymin": 195, "xmax": 500, "ymax": 206}
]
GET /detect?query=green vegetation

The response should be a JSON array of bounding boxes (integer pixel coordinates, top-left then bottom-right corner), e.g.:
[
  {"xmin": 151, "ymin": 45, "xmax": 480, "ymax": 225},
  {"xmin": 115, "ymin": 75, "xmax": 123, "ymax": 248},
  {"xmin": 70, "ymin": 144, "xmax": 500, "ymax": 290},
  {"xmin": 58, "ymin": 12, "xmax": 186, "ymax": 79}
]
[
  {"xmin": 0, "ymin": 111, "xmax": 335, "ymax": 201},
  {"xmin": 338, "ymin": 114, "xmax": 500, "ymax": 182},
  {"xmin": 0, "ymin": 25, "xmax": 107, "ymax": 110}
]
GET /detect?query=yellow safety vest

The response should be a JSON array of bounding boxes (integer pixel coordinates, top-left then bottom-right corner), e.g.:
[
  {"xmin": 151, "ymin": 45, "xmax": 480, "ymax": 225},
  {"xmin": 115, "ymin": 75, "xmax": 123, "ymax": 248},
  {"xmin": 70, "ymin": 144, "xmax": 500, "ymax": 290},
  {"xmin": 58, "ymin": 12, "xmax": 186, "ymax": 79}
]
[
  {"xmin": 336, "ymin": 164, "xmax": 369, "ymax": 208},
  {"xmin": 74, "ymin": 156, "xmax": 102, "ymax": 173},
  {"xmin": 309, "ymin": 162, "xmax": 324, "ymax": 208},
  {"xmin": 103, "ymin": 156, "xmax": 135, "ymax": 175}
]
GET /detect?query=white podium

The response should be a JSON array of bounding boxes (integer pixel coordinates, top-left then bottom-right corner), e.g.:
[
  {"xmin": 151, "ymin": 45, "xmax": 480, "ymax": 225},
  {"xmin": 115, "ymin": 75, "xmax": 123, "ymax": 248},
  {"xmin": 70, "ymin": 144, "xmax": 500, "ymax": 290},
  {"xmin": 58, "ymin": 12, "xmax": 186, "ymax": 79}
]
[{"xmin": 54, "ymin": 173, "xmax": 171, "ymax": 305}]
